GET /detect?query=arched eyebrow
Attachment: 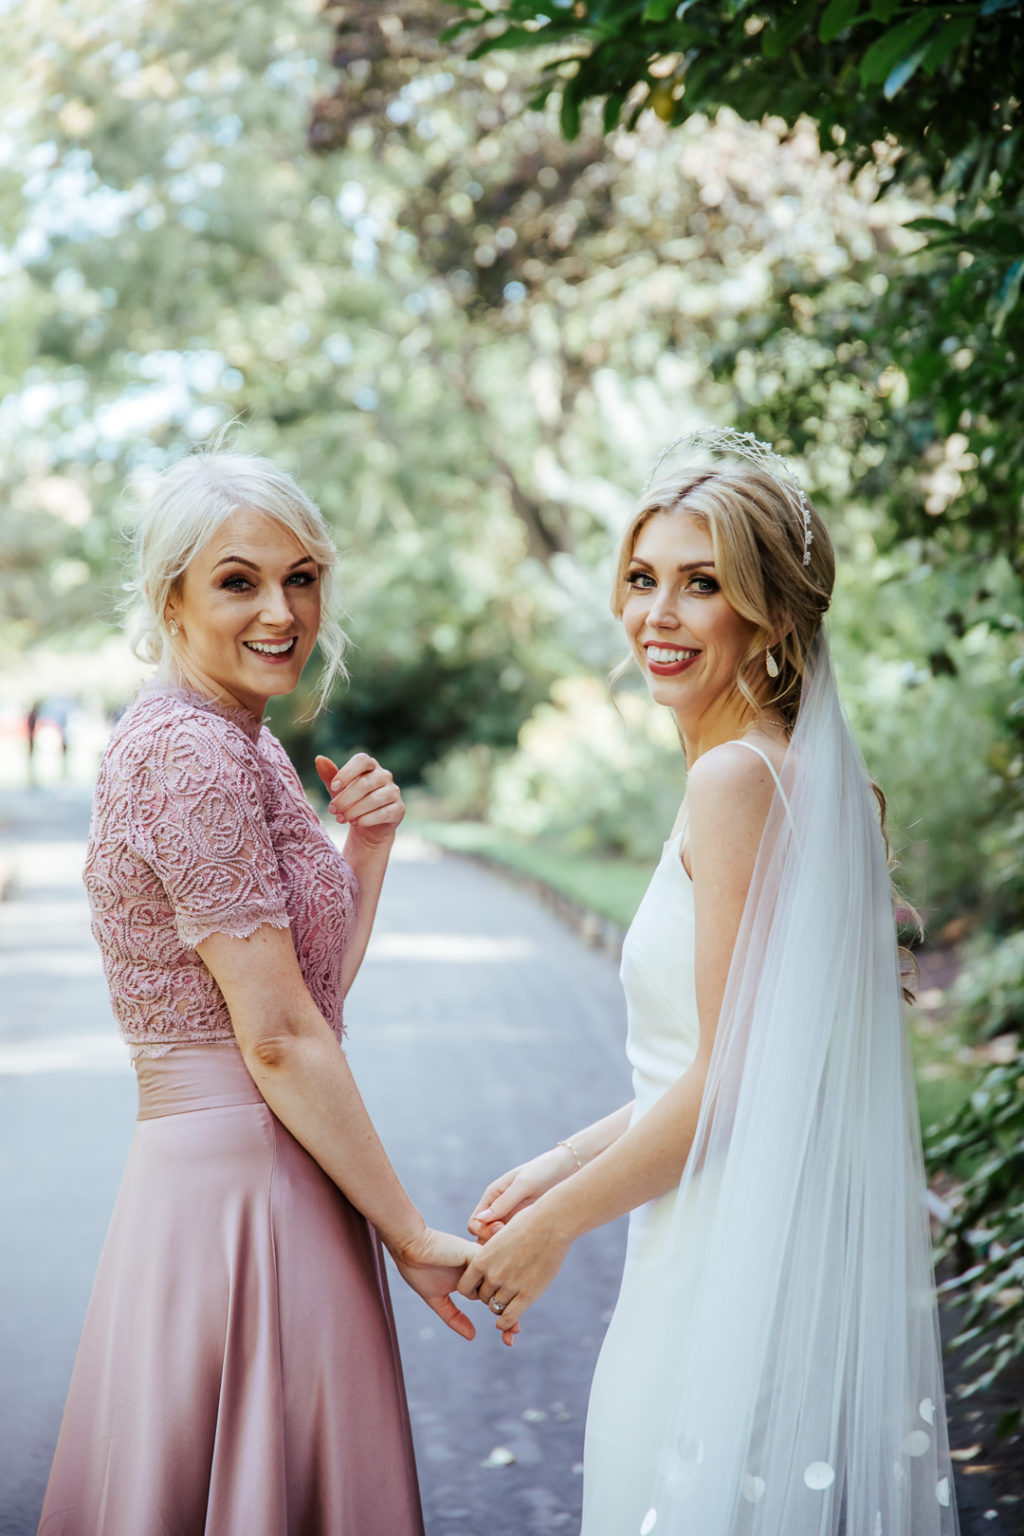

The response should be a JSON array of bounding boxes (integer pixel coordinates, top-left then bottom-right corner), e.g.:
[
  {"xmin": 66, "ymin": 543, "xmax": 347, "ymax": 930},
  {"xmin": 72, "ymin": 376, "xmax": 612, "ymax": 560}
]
[
  {"xmin": 212, "ymin": 554, "xmax": 316, "ymax": 573},
  {"xmin": 627, "ymin": 557, "xmax": 716, "ymax": 575}
]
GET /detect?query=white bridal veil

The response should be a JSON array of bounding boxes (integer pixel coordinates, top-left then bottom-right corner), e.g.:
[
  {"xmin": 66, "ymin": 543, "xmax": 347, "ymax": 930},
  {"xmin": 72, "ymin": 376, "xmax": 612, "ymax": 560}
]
[{"xmin": 638, "ymin": 629, "xmax": 959, "ymax": 1536}]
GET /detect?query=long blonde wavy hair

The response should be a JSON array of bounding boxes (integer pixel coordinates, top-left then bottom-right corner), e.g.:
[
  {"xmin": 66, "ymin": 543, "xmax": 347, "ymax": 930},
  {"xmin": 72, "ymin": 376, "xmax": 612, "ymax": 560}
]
[{"xmin": 610, "ymin": 465, "xmax": 835, "ymax": 727}]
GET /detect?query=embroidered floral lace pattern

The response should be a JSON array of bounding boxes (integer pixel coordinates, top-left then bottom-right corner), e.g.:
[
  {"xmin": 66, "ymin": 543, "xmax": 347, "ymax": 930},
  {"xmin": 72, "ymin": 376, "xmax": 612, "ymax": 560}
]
[{"xmin": 84, "ymin": 688, "xmax": 358, "ymax": 1051}]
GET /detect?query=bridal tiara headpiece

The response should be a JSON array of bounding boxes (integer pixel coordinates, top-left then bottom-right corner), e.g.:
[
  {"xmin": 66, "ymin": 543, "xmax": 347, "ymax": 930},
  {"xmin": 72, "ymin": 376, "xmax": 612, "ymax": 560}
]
[{"xmin": 643, "ymin": 427, "xmax": 814, "ymax": 567}]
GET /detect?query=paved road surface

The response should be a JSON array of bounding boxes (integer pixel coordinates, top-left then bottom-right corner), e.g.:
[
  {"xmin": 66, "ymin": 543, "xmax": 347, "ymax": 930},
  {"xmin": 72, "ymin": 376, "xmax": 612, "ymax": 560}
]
[{"xmin": 0, "ymin": 788, "xmax": 631, "ymax": 1536}]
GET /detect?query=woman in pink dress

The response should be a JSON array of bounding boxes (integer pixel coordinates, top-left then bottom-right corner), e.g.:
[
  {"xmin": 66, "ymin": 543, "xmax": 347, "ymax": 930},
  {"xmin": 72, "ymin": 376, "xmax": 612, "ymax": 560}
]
[{"xmin": 39, "ymin": 449, "xmax": 476, "ymax": 1536}]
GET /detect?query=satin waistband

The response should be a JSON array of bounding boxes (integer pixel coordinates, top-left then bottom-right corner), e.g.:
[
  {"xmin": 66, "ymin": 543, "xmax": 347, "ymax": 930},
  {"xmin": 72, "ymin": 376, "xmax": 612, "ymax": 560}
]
[{"xmin": 134, "ymin": 1041, "xmax": 265, "ymax": 1120}]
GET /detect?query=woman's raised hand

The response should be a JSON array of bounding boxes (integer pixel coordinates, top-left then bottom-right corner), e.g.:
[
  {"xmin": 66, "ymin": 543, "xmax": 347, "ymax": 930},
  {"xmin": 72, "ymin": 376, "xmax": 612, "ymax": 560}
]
[
  {"xmin": 315, "ymin": 753, "xmax": 405, "ymax": 849},
  {"xmin": 390, "ymin": 1227, "xmax": 479, "ymax": 1342},
  {"xmin": 468, "ymin": 1145, "xmax": 578, "ymax": 1241}
]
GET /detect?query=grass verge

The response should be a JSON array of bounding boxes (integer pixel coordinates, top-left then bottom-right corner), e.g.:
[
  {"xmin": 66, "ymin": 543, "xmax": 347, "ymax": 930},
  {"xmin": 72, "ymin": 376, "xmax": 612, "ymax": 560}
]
[{"xmin": 414, "ymin": 817, "xmax": 653, "ymax": 932}]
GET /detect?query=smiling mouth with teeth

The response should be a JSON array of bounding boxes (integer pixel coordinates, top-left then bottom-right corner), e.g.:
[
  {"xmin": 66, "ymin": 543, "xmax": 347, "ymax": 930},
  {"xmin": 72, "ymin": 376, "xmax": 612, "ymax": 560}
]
[
  {"xmin": 646, "ymin": 646, "xmax": 699, "ymax": 665},
  {"xmin": 244, "ymin": 638, "xmax": 296, "ymax": 656}
]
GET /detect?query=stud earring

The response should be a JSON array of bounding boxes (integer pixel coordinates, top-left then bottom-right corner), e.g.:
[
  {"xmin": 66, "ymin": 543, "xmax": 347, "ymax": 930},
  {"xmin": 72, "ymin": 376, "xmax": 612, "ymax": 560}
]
[
  {"xmin": 765, "ymin": 646, "xmax": 779, "ymax": 679},
  {"xmin": 168, "ymin": 619, "xmax": 179, "ymax": 637}
]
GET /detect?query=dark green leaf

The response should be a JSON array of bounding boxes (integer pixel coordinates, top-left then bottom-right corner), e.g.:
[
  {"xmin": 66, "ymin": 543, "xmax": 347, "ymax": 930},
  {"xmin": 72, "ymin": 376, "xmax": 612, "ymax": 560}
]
[
  {"xmin": 861, "ymin": 13, "xmax": 937, "ymax": 86},
  {"xmin": 680, "ymin": 54, "xmax": 712, "ymax": 106},
  {"xmin": 439, "ymin": 17, "xmax": 487, "ymax": 43},
  {"xmin": 560, "ymin": 86, "xmax": 581, "ymax": 139},
  {"xmin": 920, "ymin": 16, "xmax": 975, "ymax": 75},
  {"xmin": 993, "ymin": 259, "xmax": 1024, "ymax": 337},
  {"xmin": 884, "ymin": 39, "xmax": 930, "ymax": 98},
  {"xmin": 904, "ymin": 217, "xmax": 960, "ymax": 234},
  {"xmin": 960, "ymin": 220, "xmax": 1024, "ymax": 257},
  {"xmin": 642, "ymin": 0, "xmax": 677, "ymax": 20},
  {"xmin": 763, "ymin": 0, "xmax": 819, "ymax": 58},
  {"xmin": 467, "ymin": 26, "xmax": 550, "ymax": 60},
  {"xmin": 602, "ymin": 91, "xmax": 625, "ymax": 132},
  {"xmin": 820, "ymin": 0, "xmax": 861, "ymax": 43},
  {"xmin": 871, "ymin": 0, "xmax": 901, "ymax": 19}
]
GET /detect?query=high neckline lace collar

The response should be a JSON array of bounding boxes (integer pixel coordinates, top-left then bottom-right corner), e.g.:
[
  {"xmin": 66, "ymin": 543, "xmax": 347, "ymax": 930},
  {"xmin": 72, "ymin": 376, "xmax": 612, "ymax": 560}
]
[{"xmin": 142, "ymin": 681, "xmax": 265, "ymax": 744}]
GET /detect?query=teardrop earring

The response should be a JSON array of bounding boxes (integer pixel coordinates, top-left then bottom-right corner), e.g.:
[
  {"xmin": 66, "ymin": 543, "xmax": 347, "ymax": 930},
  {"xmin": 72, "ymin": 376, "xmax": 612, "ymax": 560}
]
[
  {"xmin": 168, "ymin": 619, "xmax": 179, "ymax": 637},
  {"xmin": 765, "ymin": 646, "xmax": 780, "ymax": 680}
]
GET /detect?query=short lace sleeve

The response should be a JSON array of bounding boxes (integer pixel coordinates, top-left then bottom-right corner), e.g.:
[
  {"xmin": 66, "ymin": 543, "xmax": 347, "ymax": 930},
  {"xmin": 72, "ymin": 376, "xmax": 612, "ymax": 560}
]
[{"xmin": 122, "ymin": 708, "xmax": 290, "ymax": 949}]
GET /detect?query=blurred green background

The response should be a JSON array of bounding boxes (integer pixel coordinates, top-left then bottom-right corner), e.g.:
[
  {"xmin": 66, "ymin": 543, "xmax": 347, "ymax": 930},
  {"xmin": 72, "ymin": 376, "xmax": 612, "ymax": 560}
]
[{"xmin": 1, "ymin": 0, "xmax": 1021, "ymax": 1420}]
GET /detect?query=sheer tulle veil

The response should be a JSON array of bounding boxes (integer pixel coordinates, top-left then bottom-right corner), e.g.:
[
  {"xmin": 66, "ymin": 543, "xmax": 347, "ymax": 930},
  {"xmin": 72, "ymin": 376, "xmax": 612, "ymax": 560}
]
[{"xmin": 637, "ymin": 629, "xmax": 959, "ymax": 1536}]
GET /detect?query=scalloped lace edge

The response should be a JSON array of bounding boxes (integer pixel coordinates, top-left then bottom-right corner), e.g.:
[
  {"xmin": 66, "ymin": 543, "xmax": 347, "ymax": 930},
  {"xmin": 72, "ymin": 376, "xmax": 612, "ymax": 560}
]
[{"xmin": 177, "ymin": 909, "xmax": 291, "ymax": 950}]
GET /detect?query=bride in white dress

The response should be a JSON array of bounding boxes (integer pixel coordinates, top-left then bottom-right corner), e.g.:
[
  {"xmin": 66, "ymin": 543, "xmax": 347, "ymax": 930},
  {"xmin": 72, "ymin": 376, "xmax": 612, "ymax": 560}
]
[{"xmin": 461, "ymin": 431, "xmax": 959, "ymax": 1536}]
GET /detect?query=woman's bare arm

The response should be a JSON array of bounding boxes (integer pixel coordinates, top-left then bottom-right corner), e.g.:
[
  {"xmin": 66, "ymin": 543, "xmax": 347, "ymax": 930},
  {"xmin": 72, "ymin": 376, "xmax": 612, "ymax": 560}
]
[
  {"xmin": 199, "ymin": 921, "xmax": 476, "ymax": 1340},
  {"xmin": 458, "ymin": 744, "xmax": 778, "ymax": 1331},
  {"xmin": 467, "ymin": 1102, "xmax": 635, "ymax": 1240},
  {"xmin": 314, "ymin": 752, "xmax": 401, "ymax": 996}
]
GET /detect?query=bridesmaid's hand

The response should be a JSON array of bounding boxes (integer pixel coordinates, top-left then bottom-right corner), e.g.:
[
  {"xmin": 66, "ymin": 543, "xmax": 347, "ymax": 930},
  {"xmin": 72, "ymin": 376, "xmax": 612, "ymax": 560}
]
[
  {"xmin": 315, "ymin": 753, "xmax": 405, "ymax": 851},
  {"xmin": 390, "ymin": 1228, "xmax": 479, "ymax": 1342},
  {"xmin": 468, "ymin": 1146, "xmax": 578, "ymax": 1242}
]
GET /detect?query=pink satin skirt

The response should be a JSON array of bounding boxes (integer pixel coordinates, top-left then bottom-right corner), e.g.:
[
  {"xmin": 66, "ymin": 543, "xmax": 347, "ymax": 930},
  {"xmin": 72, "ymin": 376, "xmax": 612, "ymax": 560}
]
[{"xmin": 38, "ymin": 1042, "xmax": 424, "ymax": 1536}]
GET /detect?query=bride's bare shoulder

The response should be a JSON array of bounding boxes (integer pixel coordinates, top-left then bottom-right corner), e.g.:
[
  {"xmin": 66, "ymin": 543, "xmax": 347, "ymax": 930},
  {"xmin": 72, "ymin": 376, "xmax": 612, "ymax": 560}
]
[
  {"xmin": 685, "ymin": 742, "xmax": 779, "ymax": 857},
  {"xmin": 687, "ymin": 738, "xmax": 781, "ymax": 798}
]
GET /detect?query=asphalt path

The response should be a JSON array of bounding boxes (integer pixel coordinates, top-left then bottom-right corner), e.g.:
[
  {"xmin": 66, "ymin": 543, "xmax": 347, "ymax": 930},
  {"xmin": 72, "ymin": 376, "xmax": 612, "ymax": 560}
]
[{"xmin": 0, "ymin": 787, "xmax": 631, "ymax": 1536}]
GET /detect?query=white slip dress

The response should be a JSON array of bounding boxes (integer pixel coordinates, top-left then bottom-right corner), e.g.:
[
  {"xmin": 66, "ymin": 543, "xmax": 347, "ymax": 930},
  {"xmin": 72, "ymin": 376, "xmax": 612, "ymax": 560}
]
[{"xmin": 581, "ymin": 741, "xmax": 785, "ymax": 1536}]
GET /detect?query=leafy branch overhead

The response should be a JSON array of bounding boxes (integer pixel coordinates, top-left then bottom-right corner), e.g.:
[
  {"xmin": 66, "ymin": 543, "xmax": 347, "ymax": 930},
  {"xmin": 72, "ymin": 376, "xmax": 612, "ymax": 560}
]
[
  {"xmin": 434, "ymin": 0, "xmax": 1023, "ymax": 574},
  {"xmin": 442, "ymin": 0, "xmax": 1021, "ymax": 167}
]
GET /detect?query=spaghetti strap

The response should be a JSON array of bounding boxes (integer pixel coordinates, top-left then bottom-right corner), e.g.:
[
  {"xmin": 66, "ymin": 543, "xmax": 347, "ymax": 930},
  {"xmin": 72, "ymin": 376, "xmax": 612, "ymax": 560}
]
[
  {"xmin": 733, "ymin": 739, "xmax": 795, "ymax": 827},
  {"xmin": 733, "ymin": 738, "xmax": 784, "ymax": 792}
]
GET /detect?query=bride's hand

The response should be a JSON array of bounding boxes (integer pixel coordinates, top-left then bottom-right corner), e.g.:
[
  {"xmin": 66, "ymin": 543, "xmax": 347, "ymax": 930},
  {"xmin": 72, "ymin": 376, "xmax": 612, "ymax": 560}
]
[
  {"xmin": 468, "ymin": 1145, "xmax": 578, "ymax": 1241},
  {"xmin": 390, "ymin": 1227, "xmax": 477, "ymax": 1342},
  {"xmin": 459, "ymin": 1201, "xmax": 570, "ymax": 1336}
]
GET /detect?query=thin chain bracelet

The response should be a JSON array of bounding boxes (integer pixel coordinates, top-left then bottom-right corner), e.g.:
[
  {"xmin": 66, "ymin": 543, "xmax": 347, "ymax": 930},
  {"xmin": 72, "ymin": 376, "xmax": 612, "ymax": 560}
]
[{"xmin": 558, "ymin": 1138, "xmax": 583, "ymax": 1171}]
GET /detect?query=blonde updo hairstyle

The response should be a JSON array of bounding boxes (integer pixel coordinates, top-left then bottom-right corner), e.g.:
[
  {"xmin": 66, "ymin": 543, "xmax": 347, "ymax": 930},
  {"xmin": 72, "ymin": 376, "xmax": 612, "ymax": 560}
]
[
  {"xmin": 126, "ymin": 448, "xmax": 347, "ymax": 713},
  {"xmin": 611, "ymin": 465, "xmax": 834, "ymax": 729}
]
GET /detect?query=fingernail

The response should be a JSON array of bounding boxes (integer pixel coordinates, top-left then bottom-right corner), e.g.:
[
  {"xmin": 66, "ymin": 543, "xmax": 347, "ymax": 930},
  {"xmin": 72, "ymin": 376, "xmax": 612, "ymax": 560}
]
[{"xmin": 478, "ymin": 1207, "xmax": 493, "ymax": 1220}]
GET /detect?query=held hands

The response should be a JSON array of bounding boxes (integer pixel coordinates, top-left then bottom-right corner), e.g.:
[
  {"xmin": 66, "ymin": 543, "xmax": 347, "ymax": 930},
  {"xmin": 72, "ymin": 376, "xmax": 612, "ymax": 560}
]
[
  {"xmin": 315, "ymin": 753, "xmax": 405, "ymax": 850},
  {"xmin": 462, "ymin": 1145, "xmax": 579, "ymax": 1341},
  {"xmin": 390, "ymin": 1227, "xmax": 479, "ymax": 1343},
  {"xmin": 458, "ymin": 1199, "xmax": 571, "ymax": 1340}
]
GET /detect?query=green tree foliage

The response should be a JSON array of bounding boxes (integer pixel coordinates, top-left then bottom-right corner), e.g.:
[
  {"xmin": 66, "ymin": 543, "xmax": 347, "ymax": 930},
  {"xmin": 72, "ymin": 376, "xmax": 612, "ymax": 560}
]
[
  {"xmin": 0, "ymin": 0, "xmax": 564, "ymax": 771},
  {"xmin": 7, "ymin": 0, "xmax": 962, "ymax": 775},
  {"xmin": 438, "ymin": 1, "xmax": 1023, "ymax": 551}
]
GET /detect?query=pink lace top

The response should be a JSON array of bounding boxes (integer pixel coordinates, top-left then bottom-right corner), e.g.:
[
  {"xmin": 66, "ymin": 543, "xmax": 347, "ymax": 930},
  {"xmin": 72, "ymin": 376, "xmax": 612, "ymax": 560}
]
[{"xmin": 84, "ymin": 686, "xmax": 358, "ymax": 1053}]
